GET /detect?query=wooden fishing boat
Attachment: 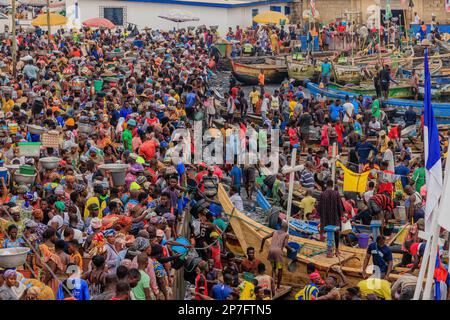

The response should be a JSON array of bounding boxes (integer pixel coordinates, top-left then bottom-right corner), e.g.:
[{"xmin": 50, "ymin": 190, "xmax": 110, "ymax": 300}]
[
  {"xmin": 286, "ymin": 57, "xmax": 317, "ymax": 82},
  {"xmin": 305, "ymin": 79, "xmax": 450, "ymax": 120},
  {"xmin": 402, "ymin": 58, "xmax": 443, "ymax": 79},
  {"xmin": 218, "ymin": 184, "xmax": 409, "ymax": 288},
  {"xmin": 333, "ymin": 64, "xmax": 362, "ymax": 85},
  {"xmin": 328, "ymin": 82, "xmax": 415, "ymax": 99},
  {"xmin": 230, "ymin": 56, "xmax": 288, "ymax": 85},
  {"xmin": 436, "ymin": 39, "xmax": 450, "ymax": 54}
]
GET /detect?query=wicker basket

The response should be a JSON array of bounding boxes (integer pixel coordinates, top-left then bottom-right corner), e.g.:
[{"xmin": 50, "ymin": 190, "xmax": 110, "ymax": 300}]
[{"xmin": 41, "ymin": 132, "xmax": 61, "ymax": 148}]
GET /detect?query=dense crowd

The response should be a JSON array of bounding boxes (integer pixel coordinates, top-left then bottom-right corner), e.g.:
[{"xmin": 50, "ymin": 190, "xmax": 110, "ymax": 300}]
[{"xmin": 0, "ymin": 19, "xmax": 448, "ymax": 302}]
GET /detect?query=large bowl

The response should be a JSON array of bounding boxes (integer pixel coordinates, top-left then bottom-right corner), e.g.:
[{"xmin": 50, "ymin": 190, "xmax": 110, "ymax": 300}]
[
  {"xmin": 39, "ymin": 157, "xmax": 61, "ymax": 170},
  {"xmin": 0, "ymin": 247, "xmax": 29, "ymax": 268},
  {"xmin": 13, "ymin": 173, "xmax": 36, "ymax": 185},
  {"xmin": 27, "ymin": 124, "xmax": 47, "ymax": 135}
]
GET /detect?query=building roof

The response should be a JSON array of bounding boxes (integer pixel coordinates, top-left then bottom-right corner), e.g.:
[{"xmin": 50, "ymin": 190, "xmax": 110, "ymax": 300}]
[{"xmin": 126, "ymin": 0, "xmax": 292, "ymax": 8}]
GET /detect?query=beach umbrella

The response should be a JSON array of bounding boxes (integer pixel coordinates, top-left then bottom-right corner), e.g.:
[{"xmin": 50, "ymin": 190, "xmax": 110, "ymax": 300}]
[
  {"xmin": 158, "ymin": 9, "xmax": 199, "ymax": 29},
  {"xmin": 82, "ymin": 17, "xmax": 115, "ymax": 29},
  {"xmin": 31, "ymin": 12, "xmax": 67, "ymax": 26},
  {"xmin": 253, "ymin": 11, "xmax": 289, "ymax": 25}
]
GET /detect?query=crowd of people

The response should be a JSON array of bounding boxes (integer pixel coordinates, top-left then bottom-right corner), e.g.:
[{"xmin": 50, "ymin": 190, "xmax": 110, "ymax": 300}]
[{"xmin": 0, "ymin": 18, "xmax": 448, "ymax": 302}]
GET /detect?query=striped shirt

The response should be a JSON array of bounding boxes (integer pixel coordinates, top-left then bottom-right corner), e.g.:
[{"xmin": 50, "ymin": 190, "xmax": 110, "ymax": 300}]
[
  {"xmin": 295, "ymin": 283, "xmax": 319, "ymax": 300},
  {"xmin": 371, "ymin": 194, "xmax": 395, "ymax": 212},
  {"xmin": 300, "ymin": 170, "xmax": 315, "ymax": 189}
]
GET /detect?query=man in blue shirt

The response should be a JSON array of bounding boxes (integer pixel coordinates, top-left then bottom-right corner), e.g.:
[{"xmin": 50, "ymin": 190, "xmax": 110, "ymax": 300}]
[
  {"xmin": 329, "ymin": 100, "xmax": 343, "ymax": 122},
  {"xmin": 403, "ymin": 106, "xmax": 417, "ymax": 127},
  {"xmin": 57, "ymin": 269, "xmax": 91, "ymax": 300},
  {"xmin": 211, "ymin": 274, "xmax": 234, "ymax": 300},
  {"xmin": 351, "ymin": 96, "xmax": 360, "ymax": 115},
  {"xmin": 229, "ymin": 164, "xmax": 242, "ymax": 192},
  {"xmin": 321, "ymin": 58, "xmax": 332, "ymax": 85},
  {"xmin": 362, "ymin": 236, "xmax": 393, "ymax": 279},
  {"xmin": 355, "ymin": 136, "xmax": 378, "ymax": 164},
  {"xmin": 185, "ymin": 86, "xmax": 197, "ymax": 109},
  {"xmin": 395, "ymin": 160, "xmax": 411, "ymax": 188}
]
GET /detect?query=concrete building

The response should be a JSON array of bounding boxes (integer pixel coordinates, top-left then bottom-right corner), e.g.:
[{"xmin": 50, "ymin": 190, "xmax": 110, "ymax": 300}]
[
  {"xmin": 66, "ymin": 0, "xmax": 294, "ymax": 35},
  {"xmin": 305, "ymin": 0, "xmax": 449, "ymax": 26},
  {"xmin": 65, "ymin": 0, "xmax": 449, "ymax": 35}
]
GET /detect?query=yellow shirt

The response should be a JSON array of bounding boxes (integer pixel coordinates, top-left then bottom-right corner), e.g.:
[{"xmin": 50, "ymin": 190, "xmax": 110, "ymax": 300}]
[
  {"xmin": 239, "ymin": 281, "xmax": 256, "ymax": 300},
  {"xmin": 299, "ymin": 196, "xmax": 316, "ymax": 214},
  {"xmin": 289, "ymin": 100, "xmax": 297, "ymax": 116},
  {"xmin": 2, "ymin": 98, "xmax": 14, "ymax": 113},
  {"xmin": 358, "ymin": 279, "xmax": 392, "ymax": 300},
  {"xmin": 83, "ymin": 196, "xmax": 105, "ymax": 220},
  {"xmin": 379, "ymin": 136, "xmax": 391, "ymax": 154},
  {"xmin": 249, "ymin": 91, "xmax": 260, "ymax": 105}
]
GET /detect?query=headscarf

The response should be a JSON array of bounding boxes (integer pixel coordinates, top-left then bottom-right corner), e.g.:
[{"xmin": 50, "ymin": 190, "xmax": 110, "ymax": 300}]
[{"xmin": 134, "ymin": 236, "xmax": 150, "ymax": 251}]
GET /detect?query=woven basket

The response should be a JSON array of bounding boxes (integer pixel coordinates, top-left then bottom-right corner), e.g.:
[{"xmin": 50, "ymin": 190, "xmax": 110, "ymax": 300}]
[{"xmin": 41, "ymin": 132, "xmax": 61, "ymax": 148}]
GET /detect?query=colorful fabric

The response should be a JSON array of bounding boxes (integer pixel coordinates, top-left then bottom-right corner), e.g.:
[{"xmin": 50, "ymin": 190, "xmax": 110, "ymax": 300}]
[{"xmin": 337, "ymin": 161, "xmax": 370, "ymax": 193}]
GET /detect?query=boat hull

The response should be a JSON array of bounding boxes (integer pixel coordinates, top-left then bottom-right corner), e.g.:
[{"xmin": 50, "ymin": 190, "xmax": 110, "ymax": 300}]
[
  {"xmin": 305, "ymin": 79, "xmax": 450, "ymax": 119},
  {"xmin": 328, "ymin": 83, "xmax": 415, "ymax": 99},
  {"xmin": 231, "ymin": 61, "xmax": 287, "ymax": 85},
  {"xmin": 287, "ymin": 60, "xmax": 317, "ymax": 81}
]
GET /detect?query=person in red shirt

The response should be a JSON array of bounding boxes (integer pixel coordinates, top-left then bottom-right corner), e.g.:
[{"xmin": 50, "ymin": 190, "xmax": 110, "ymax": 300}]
[
  {"xmin": 334, "ymin": 120, "xmax": 345, "ymax": 153},
  {"xmin": 146, "ymin": 111, "xmax": 160, "ymax": 126},
  {"xmin": 231, "ymin": 85, "xmax": 239, "ymax": 100},
  {"xmin": 194, "ymin": 261, "xmax": 208, "ymax": 300},
  {"xmin": 139, "ymin": 133, "xmax": 160, "ymax": 161},
  {"xmin": 377, "ymin": 161, "xmax": 395, "ymax": 195},
  {"xmin": 195, "ymin": 163, "xmax": 208, "ymax": 192},
  {"xmin": 388, "ymin": 124, "xmax": 402, "ymax": 149}
]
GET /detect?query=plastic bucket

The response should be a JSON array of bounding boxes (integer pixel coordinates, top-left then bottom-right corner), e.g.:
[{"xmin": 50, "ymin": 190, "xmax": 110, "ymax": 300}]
[
  {"xmin": 0, "ymin": 167, "xmax": 8, "ymax": 184},
  {"xmin": 94, "ymin": 80, "xmax": 103, "ymax": 92},
  {"xmin": 19, "ymin": 165, "xmax": 36, "ymax": 175},
  {"xmin": 98, "ymin": 163, "xmax": 129, "ymax": 186},
  {"xmin": 287, "ymin": 242, "xmax": 301, "ymax": 260},
  {"xmin": 18, "ymin": 142, "xmax": 41, "ymax": 157},
  {"xmin": 357, "ymin": 234, "xmax": 370, "ymax": 249}
]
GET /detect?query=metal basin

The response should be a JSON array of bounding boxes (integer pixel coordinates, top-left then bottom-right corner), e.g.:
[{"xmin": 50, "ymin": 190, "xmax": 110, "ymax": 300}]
[
  {"xmin": 39, "ymin": 157, "xmax": 61, "ymax": 170},
  {"xmin": 0, "ymin": 247, "xmax": 29, "ymax": 268}
]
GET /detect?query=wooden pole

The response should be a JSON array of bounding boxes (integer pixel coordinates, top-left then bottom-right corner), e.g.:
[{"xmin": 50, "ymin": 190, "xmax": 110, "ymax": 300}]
[
  {"xmin": 285, "ymin": 145, "xmax": 298, "ymax": 233},
  {"xmin": 11, "ymin": 0, "xmax": 17, "ymax": 78},
  {"xmin": 47, "ymin": 0, "xmax": 51, "ymax": 47}
]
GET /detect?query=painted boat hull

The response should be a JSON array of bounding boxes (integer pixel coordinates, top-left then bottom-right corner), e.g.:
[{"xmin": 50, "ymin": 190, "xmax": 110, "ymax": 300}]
[
  {"xmin": 333, "ymin": 65, "xmax": 362, "ymax": 85},
  {"xmin": 231, "ymin": 62, "xmax": 287, "ymax": 85},
  {"xmin": 287, "ymin": 60, "xmax": 317, "ymax": 81},
  {"xmin": 328, "ymin": 82, "xmax": 415, "ymax": 99},
  {"xmin": 305, "ymin": 80, "xmax": 450, "ymax": 119}
]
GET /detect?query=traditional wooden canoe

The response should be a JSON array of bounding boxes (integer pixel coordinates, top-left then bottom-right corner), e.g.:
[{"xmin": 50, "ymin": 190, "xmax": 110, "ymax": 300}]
[
  {"xmin": 328, "ymin": 82, "xmax": 415, "ymax": 99},
  {"xmin": 231, "ymin": 56, "xmax": 288, "ymax": 85},
  {"xmin": 333, "ymin": 64, "xmax": 362, "ymax": 85},
  {"xmin": 218, "ymin": 184, "xmax": 408, "ymax": 288},
  {"xmin": 286, "ymin": 58, "xmax": 317, "ymax": 81}
]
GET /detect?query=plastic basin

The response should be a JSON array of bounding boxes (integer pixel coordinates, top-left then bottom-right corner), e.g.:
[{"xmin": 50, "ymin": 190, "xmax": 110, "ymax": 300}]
[{"xmin": 98, "ymin": 163, "xmax": 129, "ymax": 186}]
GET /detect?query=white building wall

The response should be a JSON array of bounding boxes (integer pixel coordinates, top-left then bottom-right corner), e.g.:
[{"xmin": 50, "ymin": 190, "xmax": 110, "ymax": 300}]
[{"xmin": 66, "ymin": 0, "xmax": 290, "ymax": 36}]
